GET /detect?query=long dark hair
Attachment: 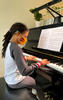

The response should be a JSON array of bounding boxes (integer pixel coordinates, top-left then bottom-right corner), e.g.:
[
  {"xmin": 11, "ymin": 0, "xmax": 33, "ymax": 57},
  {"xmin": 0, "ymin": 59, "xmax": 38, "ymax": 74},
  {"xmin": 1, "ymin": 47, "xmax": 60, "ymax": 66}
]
[{"xmin": 2, "ymin": 22, "xmax": 28, "ymax": 57}]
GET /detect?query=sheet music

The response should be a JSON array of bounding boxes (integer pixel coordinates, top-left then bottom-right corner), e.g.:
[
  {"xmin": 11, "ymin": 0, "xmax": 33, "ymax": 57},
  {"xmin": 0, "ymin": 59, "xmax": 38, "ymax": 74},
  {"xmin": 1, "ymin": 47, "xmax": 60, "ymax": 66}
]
[{"xmin": 38, "ymin": 27, "xmax": 63, "ymax": 52}]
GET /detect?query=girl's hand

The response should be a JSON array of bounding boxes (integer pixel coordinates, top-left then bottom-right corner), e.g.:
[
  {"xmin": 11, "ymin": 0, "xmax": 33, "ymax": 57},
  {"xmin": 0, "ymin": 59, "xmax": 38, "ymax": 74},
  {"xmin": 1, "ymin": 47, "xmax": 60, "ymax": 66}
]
[
  {"xmin": 41, "ymin": 59, "xmax": 50, "ymax": 65},
  {"xmin": 34, "ymin": 59, "xmax": 50, "ymax": 69},
  {"xmin": 26, "ymin": 55, "xmax": 36, "ymax": 61}
]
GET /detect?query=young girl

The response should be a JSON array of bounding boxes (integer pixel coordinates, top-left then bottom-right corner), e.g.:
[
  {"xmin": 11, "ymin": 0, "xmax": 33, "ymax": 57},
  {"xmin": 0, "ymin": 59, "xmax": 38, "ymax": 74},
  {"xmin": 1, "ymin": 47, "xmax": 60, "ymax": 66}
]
[{"xmin": 2, "ymin": 23, "xmax": 49, "ymax": 100}]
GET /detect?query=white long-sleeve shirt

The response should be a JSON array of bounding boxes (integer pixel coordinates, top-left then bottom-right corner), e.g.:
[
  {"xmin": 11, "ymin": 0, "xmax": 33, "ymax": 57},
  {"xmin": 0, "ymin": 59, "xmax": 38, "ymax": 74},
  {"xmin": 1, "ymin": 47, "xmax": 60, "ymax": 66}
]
[{"xmin": 4, "ymin": 42, "xmax": 35, "ymax": 85}]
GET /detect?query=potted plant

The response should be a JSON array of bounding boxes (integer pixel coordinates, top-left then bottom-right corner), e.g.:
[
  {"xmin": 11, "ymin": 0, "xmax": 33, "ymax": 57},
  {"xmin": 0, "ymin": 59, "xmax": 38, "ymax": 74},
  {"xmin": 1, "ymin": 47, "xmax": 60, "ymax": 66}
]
[{"xmin": 29, "ymin": 8, "xmax": 42, "ymax": 27}]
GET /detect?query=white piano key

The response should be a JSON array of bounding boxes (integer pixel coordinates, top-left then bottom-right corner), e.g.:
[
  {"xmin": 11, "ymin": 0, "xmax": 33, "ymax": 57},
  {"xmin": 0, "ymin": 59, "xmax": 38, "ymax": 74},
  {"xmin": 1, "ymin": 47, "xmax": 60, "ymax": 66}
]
[
  {"xmin": 23, "ymin": 52, "xmax": 30, "ymax": 56},
  {"xmin": 47, "ymin": 63, "xmax": 63, "ymax": 73}
]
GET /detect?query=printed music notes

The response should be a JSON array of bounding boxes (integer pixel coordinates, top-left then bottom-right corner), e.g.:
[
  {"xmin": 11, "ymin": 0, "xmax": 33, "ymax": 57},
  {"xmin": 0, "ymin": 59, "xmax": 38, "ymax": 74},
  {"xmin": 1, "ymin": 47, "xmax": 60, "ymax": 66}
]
[{"xmin": 38, "ymin": 26, "xmax": 63, "ymax": 52}]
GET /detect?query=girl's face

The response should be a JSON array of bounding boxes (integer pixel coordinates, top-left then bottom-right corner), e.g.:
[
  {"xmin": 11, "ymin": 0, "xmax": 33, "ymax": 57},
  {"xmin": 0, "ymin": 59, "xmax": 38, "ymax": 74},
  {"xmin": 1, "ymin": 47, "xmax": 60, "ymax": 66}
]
[{"xmin": 17, "ymin": 31, "xmax": 29, "ymax": 45}]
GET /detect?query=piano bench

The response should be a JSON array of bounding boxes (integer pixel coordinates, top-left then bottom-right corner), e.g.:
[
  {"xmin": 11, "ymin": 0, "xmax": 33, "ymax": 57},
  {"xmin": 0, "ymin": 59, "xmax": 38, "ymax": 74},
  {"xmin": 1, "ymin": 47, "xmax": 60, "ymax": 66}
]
[{"xmin": 0, "ymin": 78, "xmax": 37, "ymax": 100}]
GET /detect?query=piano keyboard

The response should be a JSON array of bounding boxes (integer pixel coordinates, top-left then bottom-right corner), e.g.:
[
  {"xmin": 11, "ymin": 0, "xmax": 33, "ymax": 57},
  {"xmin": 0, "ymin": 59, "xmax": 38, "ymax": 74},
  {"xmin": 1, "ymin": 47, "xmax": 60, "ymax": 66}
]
[
  {"xmin": 47, "ymin": 63, "xmax": 63, "ymax": 73},
  {"xmin": 23, "ymin": 52, "xmax": 63, "ymax": 73},
  {"xmin": 23, "ymin": 52, "xmax": 42, "ymax": 61}
]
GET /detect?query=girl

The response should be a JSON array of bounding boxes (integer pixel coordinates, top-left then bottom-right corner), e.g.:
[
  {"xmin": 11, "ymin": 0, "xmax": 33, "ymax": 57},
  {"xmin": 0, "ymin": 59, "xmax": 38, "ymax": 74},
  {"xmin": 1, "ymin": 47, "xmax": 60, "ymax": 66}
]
[{"xmin": 2, "ymin": 23, "xmax": 49, "ymax": 100}]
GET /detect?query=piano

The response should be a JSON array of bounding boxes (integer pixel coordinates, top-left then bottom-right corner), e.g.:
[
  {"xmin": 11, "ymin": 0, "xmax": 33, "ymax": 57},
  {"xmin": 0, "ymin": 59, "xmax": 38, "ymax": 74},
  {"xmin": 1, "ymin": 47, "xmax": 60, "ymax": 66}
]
[{"xmin": 22, "ymin": 23, "xmax": 63, "ymax": 100}]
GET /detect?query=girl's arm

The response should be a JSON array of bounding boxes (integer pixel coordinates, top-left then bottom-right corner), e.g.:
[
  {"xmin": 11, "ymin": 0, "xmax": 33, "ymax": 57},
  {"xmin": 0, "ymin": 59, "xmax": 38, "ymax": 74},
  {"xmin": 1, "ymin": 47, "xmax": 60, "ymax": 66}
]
[{"xmin": 10, "ymin": 43, "xmax": 36, "ymax": 76}]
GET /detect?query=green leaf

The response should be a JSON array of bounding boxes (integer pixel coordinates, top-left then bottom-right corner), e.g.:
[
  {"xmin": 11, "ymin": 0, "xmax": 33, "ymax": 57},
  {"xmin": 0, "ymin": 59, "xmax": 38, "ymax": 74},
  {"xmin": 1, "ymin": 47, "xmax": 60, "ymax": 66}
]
[{"xmin": 29, "ymin": 8, "xmax": 42, "ymax": 21}]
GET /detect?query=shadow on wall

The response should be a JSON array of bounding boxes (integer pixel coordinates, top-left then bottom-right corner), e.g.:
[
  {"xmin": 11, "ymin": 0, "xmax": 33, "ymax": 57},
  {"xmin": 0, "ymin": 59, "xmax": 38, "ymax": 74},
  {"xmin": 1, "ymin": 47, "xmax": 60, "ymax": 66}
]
[{"xmin": 0, "ymin": 48, "xmax": 4, "ymax": 77}]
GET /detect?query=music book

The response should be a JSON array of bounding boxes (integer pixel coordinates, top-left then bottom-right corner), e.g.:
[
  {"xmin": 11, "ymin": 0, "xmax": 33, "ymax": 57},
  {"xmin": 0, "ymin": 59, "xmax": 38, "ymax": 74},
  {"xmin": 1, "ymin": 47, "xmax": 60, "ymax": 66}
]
[{"xmin": 38, "ymin": 27, "xmax": 63, "ymax": 52}]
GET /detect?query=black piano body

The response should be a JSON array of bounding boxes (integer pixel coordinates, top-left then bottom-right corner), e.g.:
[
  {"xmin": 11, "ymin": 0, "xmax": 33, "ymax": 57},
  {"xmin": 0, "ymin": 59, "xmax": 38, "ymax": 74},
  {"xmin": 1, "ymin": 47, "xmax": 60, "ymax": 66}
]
[{"xmin": 22, "ymin": 23, "xmax": 63, "ymax": 100}]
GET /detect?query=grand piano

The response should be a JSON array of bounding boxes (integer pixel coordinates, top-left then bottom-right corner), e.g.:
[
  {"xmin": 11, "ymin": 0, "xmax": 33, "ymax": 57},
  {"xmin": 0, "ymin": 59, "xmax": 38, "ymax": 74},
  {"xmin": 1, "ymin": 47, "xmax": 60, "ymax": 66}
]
[{"xmin": 22, "ymin": 23, "xmax": 63, "ymax": 100}]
